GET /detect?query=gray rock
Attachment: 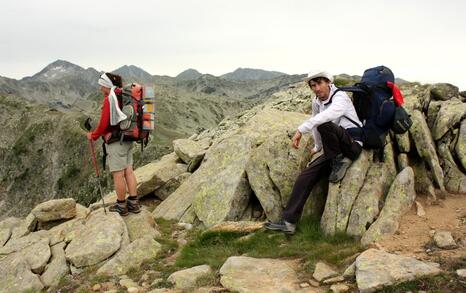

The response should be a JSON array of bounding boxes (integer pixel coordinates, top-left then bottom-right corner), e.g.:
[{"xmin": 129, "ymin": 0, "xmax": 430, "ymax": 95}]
[
  {"xmin": 431, "ymin": 98, "xmax": 466, "ymax": 141},
  {"xmin": 347, "ymin": 142, "xmax": 396, "ymax": 237},
  {"xmin": 155, "ymin": 172, "xmax": 191, "ymax": 200},
  {"xmin": 355, "ymin": 249, "xmax": 441, "ymax": 293},
  {"xmin": 0, "ymin": 228, "xmax": 11, "ymax": 247},
  {"xmin": 321, "ymin": 150, "xmax": 371, "ymax": 235},
  {"xmin": 361, "ymin": 167, "xmax": 416, "ymax": 246},
  {"xmin": 12, "ymin": 238, "xmax": 51, "ymax": 274},
  {"xmin": 412, "ymin": 160, "xmax": 437, "ymax": 200},
  {"xmin": 75, "ymin": 203, "xmax": 90, "ymax": 219},
  {"xmin": 0, "ymin": 254, "xmax": 44, "ymax": 293},
  {"xmin": 10, "ymin": 213, "xmax": 38, "ymax": 239},
  {"xmin": 433, "ymin": 231, "xmax": 457, "ymax": 249},
  {"xmin": 323, "ymin": 275, "xmax": 345, "ymax": 284},
  {"xmin": 415, "ymin": 201, "xmax": 426, "ymax": 217},
  {"xmin": 343, "ymin": 262, "xmax": 356, "ymax": 280},
  {"xmin": 313, "ymin": 262, "xmax": 339, "ymax": 282},
  {"xmin": 65, "ymin": 210, "xmax": 125, "ymax": 267},
  {"xmin": 437, "ymin": 139, "xmax": 466, "ymax": 194},
  {"xmin": 48, "ymin": 218, "xmax": 86, "ymax": 245},
  {"xmin": 430, "ymin": 83, "xmax": 459, "ymax": 101},
  {"xmin": 330, "ymin": 284, "xmax": 350, "ymax": 293},
  {"xmin": 97, "ymin": 236, "xmax": 162, "ymax": 276},
  {"xmin": 395, "ymin": 132, "xmax": 411, "ymax": 153},
  {"xmin": 427, "ymin": 100, "xmax": 443, "ymax": 129},
  {"xmin": 0, "ymin": 230, "xmax": 49, "ymax": 255},
  {"xmin": 219, "ymin": 256, "xmax": 301, "ymax": 293},
  {"xmin": 246, "ymin": 130, "xmax": 312, "ymax": 221},
  {"xmin": 134, "ymin": 153, "xmax": 188, "ymax": 196},
  {"xmin": 409, "ymin": 110, "xmax": 445, "ymax": 191},
  {"xmin": 167, "ymin": 264, "xmax": 212, "ymax": 289},
  {"xmin": 456, "ymin": 269, "xmax": 466, "ymax": 278},
  {"xmin": 397, "ymin": 153, "xmax": 409, "ymax": 170},
  {"xmin": 123, "ymin": 209, "xmax": 161, "ymax": 242},
  {"xmin": 31, "ymin": 198, "xmax": 76, "ymax": 222},
  {"xmin": 173, "ymin": 139, "xmax": 206, "ymax": 172},
  {"xmin": 455, "ymin": 120, "xmax": 466, "ymax": 171},
  {"xmin": 0, "ymin": 217, "xmax": 22, "ymax": 230},
  {"xmin": 40, "ymin": 242, "xmax": 69, "ymax": 288}
]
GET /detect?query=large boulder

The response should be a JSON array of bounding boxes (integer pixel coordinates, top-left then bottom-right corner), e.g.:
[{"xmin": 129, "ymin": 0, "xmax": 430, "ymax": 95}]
[
  {"xmin": 431, "ymin": 98, "xmax": 466, "ymax": 140},
  {"xmin": 65, "ymin": 210, "xmax": 126, "ymax": 268},
  {"xmin": 134, "ymin": 153, "xmax": 188, "ymax": 196},
  {"xmin": 430, "ymin": 83, "xmax": 459, "ymax": 101},
  {"xmin": 0, "ymin": 230, "xmax": 49, "ymax": 255},
  {"xmin": 48, "ymin": 218, "xmax": 86, "ymax": 245},
  {"xmin": 355, "ymin": 249, "xmax": 441, "ymax": 293},
  {"xmin": 411, "ymin": 159, "xmax": 436, "ymax": 199},
  {"xmin": 246, "ymin": 131, "xmax": 312, "ymax": 221},
  {"xmin": 40, "ymin": 242, "xmax": 69, "ymax": 288},
  {"xmin": 321, "ymin": 150, "xmax": 371, "ymax": 235},
  {"xmin": 361, "ymin": 167, "xmax": 416, "ymax": 246},
  {"xmin": 154, "ymin": 134, "xmax": 253, "ymax": 225},
  {"xmin": 11, "ymin": 238, "xmax": 50, "ymax": 274},
  {"xmin": 347, "ymin": 142, "xmax": 397, "ymax": 237},
  {"xmin": 427, "ymin": 100, "xmax": 443, "ymax": 129},
  {"xmin": 31, "ymin": 198, "xmax": 76, "ymax": 222},
  {"xmin": 455, "ymin": 120, "xmax": 466, "ymax": 170},
  {"xmin": 394, "ymin": 132, "xmax": 410, "ymax": 153},
  {"xmin": 219, "ymin": 256, "xmax": 302, "ymax": 293},
  {"xmin": 155, "ymin": 172, "xmax": 191, "ymax": 200},
  {"xmin": 409, "ymin": 110, "xmax": 445, "ymax": 191},
  {"xmin": 97, "ymin": 236, "xmax": 161, "ymax": 276},
  {"xmin": 0, "ymin": 255, "xmax": 44, "ymax": 293},
  {"xmin": 173, "ymin": 139, "xmax": 206, "ymax": 172}
]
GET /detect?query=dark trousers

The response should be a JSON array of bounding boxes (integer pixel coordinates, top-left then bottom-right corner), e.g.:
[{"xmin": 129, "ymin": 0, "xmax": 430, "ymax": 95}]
[{"xmin": 282, "ymin": 122, "xmax": 362, "ymax": 223}]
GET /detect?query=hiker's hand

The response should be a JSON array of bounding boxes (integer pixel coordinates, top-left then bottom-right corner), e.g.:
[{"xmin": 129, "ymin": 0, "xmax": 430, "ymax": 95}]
[
  {"xmin": 86, "ymin": 132, "xmax": 92, "ymax": 140},
  {"xmin": 104, "ymin": 133, "xmax": 112, "ymax": 142},
  {"xmin": 309, "ymin": 148, "xmax": 318, "ymax": 157},
  {"xmin": 292, "ymin": 130, "xmax": 302, "ymax": 149}
]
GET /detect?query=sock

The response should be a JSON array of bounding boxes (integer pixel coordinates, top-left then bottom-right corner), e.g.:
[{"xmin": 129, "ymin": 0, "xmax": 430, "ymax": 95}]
[
  {"xmin": 117, "ymin": 199, "xmax": 126, "ymax": 204},
  {"xmin": 128, "ymin": 196, "xmax": 138, "ymax": 201}
]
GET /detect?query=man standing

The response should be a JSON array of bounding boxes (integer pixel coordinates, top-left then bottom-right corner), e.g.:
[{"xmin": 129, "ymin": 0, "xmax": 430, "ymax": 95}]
[{"xmin": 265, "ymin": 71, "xmax": 362, "ymax": 234}]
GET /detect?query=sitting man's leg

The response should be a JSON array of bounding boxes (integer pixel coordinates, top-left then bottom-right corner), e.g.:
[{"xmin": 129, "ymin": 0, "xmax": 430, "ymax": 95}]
[
  {"xmin": 317, "ymin": 122, "xmax": 362, "ymax": 183},
  {"xmin": 265, "ymin": 155, "xmax": 331, "ymax": 234}
]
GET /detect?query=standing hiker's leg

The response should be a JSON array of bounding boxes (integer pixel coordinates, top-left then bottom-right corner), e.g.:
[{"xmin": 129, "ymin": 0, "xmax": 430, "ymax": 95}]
[
  {"xmin": 113, "ymin": 170, "xmax": 127, "ymax": 201},
  {"xmin": 124, "ymin": 166, "xmax": 137, "ymax": 196}
]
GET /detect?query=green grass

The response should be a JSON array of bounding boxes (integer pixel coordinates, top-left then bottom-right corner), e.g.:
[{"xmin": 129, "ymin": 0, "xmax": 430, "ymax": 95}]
[{"xmin": 175, "ymin": 216, "xmax": 362, "ymax": 273}]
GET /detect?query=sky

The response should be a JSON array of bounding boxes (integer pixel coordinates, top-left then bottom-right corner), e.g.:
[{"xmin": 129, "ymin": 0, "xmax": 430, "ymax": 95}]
[{"xmin": 1, "ymin": 0, "xmax": 466, "ymax": 89}]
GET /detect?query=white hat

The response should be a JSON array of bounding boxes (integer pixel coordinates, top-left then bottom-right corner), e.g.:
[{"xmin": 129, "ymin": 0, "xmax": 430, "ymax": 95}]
[{"xmin": 305, "ymin": 70, "xmax": 333, "ymax": 83}]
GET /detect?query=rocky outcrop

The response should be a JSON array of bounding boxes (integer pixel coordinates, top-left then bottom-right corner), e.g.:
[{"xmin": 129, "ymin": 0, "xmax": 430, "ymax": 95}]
[
  {"xmin": 123, "ymin": 209, "xmax": 161, "ymax": 242},
  {"xmin": 355, "ymin": 249, "xmax": 441, "ymax": 292},
  {"xmin": 40, "ymin": 242, "xmax": 69, "ymax": 288},
  {"xmin": 0, "ymin": 255, "xmax": 45, "ymax": 293},
  {"xmin": 65, "ymin": 210, "xmax": 126, "ymax": 268},
  {"xmin": 456, "ymin": 120, "xmax": 466, "ymax": 170},
  {"xmin": 361, "ymin": 167, "xmax": 416, "ymax": 246}
]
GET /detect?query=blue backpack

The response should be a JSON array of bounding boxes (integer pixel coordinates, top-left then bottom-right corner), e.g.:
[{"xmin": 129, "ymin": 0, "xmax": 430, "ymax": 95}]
[{"xmin": 338, "ymin": 66, "xmax": 397, "ymax": 149}]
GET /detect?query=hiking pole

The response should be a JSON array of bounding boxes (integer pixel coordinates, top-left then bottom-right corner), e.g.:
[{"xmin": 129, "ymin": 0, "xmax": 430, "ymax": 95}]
[{"xmin": 85, "ymin": 118, "xmax": 107, "ymax": 214}]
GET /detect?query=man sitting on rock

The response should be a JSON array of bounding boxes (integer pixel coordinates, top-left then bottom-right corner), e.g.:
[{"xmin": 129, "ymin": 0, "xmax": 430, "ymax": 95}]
[{"xmin": 265, "ymin": 71, "xmax": 363, "ymax": 234}]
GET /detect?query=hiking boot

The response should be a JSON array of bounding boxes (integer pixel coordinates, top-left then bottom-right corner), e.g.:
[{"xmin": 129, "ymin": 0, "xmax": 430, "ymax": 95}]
[
  {"xmin": 328, "ymin": 154, "xmax": 353, "ymax": 183},
  {"xmin": 109, "ymin": 201, "xmax": 129, "ymax": 216},
  {"xmin": 127, "ymin": 197, "xmax": 141, "ymax": 214},
  {"xmin": 264, "ymin": 220, "xmax": 296, "ymax": 235}
]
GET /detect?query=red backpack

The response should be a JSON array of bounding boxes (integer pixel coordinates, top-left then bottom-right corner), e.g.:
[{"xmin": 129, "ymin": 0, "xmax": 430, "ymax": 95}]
[{"xmin": 118, "ymin": 83, "xmax": 155, "ymax": 146}]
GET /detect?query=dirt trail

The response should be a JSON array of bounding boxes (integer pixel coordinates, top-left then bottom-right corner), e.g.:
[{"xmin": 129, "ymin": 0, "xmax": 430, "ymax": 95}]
[{"xmin": 377, "ymin": 193, "xmax": 466, "ymax": 263}]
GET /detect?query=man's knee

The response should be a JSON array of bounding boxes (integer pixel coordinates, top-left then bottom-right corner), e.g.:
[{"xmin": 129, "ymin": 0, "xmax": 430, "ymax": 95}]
[{"xmin": 317, "ymin": 122, "xmax": 337, "ymax": 134}]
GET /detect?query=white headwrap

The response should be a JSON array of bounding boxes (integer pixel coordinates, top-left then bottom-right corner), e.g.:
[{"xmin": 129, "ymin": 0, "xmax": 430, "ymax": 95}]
[{"xmin": 98, "ymin": 73, "xmax": 127, "ymax": 126}]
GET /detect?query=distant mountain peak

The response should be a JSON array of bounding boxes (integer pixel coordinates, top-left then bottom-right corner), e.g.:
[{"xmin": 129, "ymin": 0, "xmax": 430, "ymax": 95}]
[
  {"xmin": 28, "ymin": 59, "xmax": 85, "ymax": 81},
  {"xmin": 112, "ymin": 65, "xmax": 153, "ymax": 83},
  {"xmin": 176, "ymin": 68, "xmax": 202, "ymax": 80},
  {"xmin": 221, "ymin": 68, "xmax": 286, "ymax": 81}
]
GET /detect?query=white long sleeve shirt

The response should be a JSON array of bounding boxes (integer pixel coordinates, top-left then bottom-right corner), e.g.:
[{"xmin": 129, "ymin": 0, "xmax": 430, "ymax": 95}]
[{"xmin": 297, "ymin": 84, "xmax": 362, "ymax": 152}]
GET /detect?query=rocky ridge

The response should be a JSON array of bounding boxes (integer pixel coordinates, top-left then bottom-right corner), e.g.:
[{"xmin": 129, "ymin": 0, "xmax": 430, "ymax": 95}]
[{"xmin": 1, "ymin": 74, "xmax": 466, "ymax": 292}]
